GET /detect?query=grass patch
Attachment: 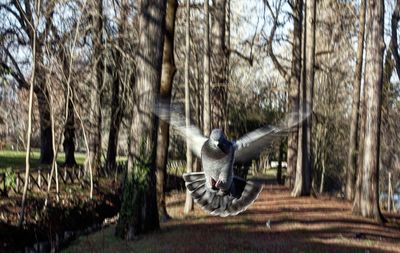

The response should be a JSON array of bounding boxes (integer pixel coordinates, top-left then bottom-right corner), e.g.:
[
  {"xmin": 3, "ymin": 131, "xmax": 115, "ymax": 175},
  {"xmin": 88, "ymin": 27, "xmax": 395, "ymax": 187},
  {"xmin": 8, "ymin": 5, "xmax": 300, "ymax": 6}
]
[{"xmin": 0, "ymin": 150, "xmax": 86, "ymax": 171}]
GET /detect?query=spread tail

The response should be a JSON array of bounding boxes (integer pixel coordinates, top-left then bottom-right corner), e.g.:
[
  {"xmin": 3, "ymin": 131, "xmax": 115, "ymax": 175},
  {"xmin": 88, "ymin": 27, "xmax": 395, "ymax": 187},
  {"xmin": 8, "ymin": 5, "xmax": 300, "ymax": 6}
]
[{"xmin": 182, "ymin": 172, "xmax": 263, "ymax": 217}]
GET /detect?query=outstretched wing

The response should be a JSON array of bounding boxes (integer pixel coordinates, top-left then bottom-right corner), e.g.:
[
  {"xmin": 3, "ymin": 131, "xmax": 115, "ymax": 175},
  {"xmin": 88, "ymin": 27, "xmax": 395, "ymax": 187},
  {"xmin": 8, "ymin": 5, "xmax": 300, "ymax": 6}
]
[
  {"xmin": 155, "ymin": 102, "xmax": 207, "ymax": 158},
  {"xmin": 234, "ymin": 111, "xmax": 309, "ymax": 163}
]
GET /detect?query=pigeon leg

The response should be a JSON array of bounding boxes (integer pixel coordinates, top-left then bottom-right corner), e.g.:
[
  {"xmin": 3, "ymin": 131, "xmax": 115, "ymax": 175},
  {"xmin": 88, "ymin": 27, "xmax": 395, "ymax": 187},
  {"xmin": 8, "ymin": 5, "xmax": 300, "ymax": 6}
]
[{"xmin": 206, "ymin": 174, "xmax": 218, "ymax": 191}]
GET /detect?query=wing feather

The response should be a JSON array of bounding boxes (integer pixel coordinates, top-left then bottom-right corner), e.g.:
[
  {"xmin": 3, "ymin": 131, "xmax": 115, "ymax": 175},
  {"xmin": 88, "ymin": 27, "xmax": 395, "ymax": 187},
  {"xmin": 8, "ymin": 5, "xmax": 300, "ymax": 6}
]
[
  {"xmin": 234, "ymin": 111, "xmax": 309, "ymax": 163},
  {"xmin": 155, "ymin": 103, "xmax": 207, "ymax": 158}
]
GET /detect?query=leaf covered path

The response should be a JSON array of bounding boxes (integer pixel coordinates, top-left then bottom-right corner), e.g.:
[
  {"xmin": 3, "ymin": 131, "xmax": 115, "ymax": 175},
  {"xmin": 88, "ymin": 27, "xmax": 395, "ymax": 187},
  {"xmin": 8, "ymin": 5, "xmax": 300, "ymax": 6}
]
[{"xmin": 65, "ymin": 177, "xmax": 400, "ymax": 253}]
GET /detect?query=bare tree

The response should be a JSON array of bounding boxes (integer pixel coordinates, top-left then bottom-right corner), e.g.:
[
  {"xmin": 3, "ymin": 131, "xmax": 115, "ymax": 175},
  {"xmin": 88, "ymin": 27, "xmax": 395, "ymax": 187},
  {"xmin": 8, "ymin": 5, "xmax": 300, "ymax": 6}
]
[
  {"xmin": 116, "ymin": 0, "xmax": 166, "ymax": 239},
  {"xmin": 87, "ymin": 0, "xmax": 104, "ymax": 175},
  {"xmin": 18, "ymin": 0, "xmax": 40, "ymax": 226},
  {"xmin": 156, "ymin": 0, "xmax": 178, "ymax": 221},
  {"xmin": 184, "ymin": 0, "xmax": 194, "ymax": 214},
  {"xmin": 203, "ymin": 0, "xmax": 211, "ymax": 137},
  {"xmin": 353, "ymin": 0, "xmax": 385, "ymax": 223},
  {"xmin": 211, "ymin": 0, "xmax": 227, "ymax": 129},
  {"xmin": 292, "ymin": 0, "xmax": 315, "ymax": 197},
  {"xmin": 1, "ymin": 1, "xmax": 55, "ymax": 164},
  {"xmin": 346, "ymin": 0, "xmax": 366, "ymax": 201},
  {"xmin": 105, "ymin": 0, "xmax": 129, "ymax": 173},
  {"xmin": 287, "ymin": 0, "xmax": 303, "ymax": 188}
]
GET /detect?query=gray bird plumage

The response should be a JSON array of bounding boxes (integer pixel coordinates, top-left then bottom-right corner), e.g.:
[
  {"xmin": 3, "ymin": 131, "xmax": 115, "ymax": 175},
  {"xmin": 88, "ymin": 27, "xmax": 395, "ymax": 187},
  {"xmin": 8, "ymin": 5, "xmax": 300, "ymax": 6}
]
[{"xmin": 155, "ymin": 103, "xmax": 308, "ymax": 217}]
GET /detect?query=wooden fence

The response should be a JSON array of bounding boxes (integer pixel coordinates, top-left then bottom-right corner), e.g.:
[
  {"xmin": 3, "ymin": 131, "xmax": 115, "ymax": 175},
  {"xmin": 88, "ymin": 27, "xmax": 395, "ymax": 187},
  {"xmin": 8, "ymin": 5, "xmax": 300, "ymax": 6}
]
[{"xmin": 0, "ymin": 166, "xmax": 87, "ymax": 196}]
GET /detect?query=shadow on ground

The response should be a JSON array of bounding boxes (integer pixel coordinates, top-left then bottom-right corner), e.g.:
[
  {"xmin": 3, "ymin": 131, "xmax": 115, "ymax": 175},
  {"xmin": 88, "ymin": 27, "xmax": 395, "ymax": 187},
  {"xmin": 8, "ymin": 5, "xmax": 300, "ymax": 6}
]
[{"xmin": 63, "ymin": 175, "xmax": 400, "ymax": 253}]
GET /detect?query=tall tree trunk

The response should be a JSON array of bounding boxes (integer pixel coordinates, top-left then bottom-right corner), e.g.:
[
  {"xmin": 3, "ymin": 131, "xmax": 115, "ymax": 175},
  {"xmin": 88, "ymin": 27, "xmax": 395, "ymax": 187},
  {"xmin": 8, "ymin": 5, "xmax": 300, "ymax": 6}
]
[
  {"xmin": 358, "ymin": 0, "xmax": 385, "ymax": 223},
  {"xmin": 203, "ymin": 0, "xmax": 211, "ymax": 137},
  {"xmin": 106, "ymin": 0, "xmax": 128, "ymax": 173},
  {"xmin": 36, "ymin": 81, "xmax": 54, "ymax": 164},
  {"xmin": 353, "ymin": 40, "xmax": 369, "ymax": 214},
  {"xmin": 184, "ymin": 0, "xmax": 194, "ymax": 214},
  {"xmin": 211, "ymin": 0, "xmax": 227, "ymax": 129},
  {"xmin": 116, "ymin": 0, "xmax": 165, "ymax": 239},
  {"xmin": 346, "ymin": 0, "xmax": 366, "ymax": 201},
  {"xmin": 292, "ymin": 0, "xmax": 315, "ymax": 197},
  {"xmin": 156, "ymin": 0, "xmax": 177, "ymax": 222},
  {"xmin": 286, "ymin": 0, "xmax": 302, "ymax": 188},
  {"xmin": 88, "ymin": 0, "xmax": 103, "ymax": 175}
]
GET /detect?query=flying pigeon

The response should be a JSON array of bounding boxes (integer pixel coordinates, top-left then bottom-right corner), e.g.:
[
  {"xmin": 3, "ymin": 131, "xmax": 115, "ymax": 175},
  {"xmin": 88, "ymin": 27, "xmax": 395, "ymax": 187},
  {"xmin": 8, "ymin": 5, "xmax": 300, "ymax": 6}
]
[{"xmin": 156, "ymin": 103, "xmax": 307, "ymax": 217}]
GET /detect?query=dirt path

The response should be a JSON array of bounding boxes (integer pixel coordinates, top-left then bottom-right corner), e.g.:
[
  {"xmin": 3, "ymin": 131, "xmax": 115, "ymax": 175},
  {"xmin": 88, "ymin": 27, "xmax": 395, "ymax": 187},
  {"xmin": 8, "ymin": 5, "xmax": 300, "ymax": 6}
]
[{"xmin": 64, "ymin": 177, "xmax": 400, "ymax": 253}]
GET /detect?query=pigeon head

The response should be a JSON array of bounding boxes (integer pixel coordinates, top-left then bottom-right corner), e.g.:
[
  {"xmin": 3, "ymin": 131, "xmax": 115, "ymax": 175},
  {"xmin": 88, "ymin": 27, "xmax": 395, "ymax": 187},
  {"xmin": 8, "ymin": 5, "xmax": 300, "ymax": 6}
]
[{"xmin": 210, "ymin": 129, "xmax": 226, "ymax": 147}]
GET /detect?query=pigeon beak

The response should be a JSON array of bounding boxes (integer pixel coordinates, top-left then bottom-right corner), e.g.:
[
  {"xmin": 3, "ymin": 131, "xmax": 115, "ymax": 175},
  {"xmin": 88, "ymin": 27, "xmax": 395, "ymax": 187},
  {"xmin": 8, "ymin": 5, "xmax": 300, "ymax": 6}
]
[{"xmin": 213, "ymin": 140, "xmax": 219, "ymax": 146}]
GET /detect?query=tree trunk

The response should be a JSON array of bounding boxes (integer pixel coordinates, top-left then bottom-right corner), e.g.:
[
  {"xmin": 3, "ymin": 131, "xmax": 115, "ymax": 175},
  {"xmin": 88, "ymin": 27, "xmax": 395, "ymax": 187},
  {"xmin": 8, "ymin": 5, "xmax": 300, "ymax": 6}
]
[
  {"xmin": 156, "ymin": 0, "xmax": 177, "ymax": 222},
  {"xmin": 116, "ymin": 0, "xmax": 166, "ymax": 239},
  {"xmin": 292, "ymin": 0, "xmax": 315, "ymax": 197},
  {"xmin": 358, "ymin": 0, "xmax": 385, "ymax": 223},
  {"xmin": 203, "ymin": 0, "xmax": 211, "ymax": 137},
  {"xmin": 57, "ymin": 45, "xmax": 77, "ymax": 168},
  {"xmin": 106, "ymin": 0, "xmax": 128, "ymax": 173},
  {"xmin": 211, "ymin": 0, "xmax": 227, "ymax": 129},
  {"xmin": 346, "ymin": 0, "xmax": 366, "ymax": 201},
  {"xmin": 184, "ymin": 0, "xmax": 194, "ymax": 214},
  {"xmin": 63, "ymin": 97, "xmax": 77, "ymax": 167},
  {"xmin": 353, "ymin": 43, "xmax": 368, "ymax": 214},
  {"xmin": 105, "ymin": 77, "xmax": 122, "ymax": 172},
  {"xmin": 36, "ymin": 82, "xmax": 54, "ymax": 165},
  {"xmin": 286, "ymin": 0, "xmax": 302, "ymax": 188},
  {"xmin": 88, "ymin": 0, "xmax": 103, "ymax": 175}
]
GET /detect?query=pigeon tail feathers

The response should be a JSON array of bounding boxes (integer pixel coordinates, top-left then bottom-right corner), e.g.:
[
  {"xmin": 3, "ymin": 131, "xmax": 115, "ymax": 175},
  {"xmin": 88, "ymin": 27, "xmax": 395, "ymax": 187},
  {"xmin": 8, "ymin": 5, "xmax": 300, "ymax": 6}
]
[{"xmin": 183, "ymin": 172, "xmax": 263, "ymax": 217}]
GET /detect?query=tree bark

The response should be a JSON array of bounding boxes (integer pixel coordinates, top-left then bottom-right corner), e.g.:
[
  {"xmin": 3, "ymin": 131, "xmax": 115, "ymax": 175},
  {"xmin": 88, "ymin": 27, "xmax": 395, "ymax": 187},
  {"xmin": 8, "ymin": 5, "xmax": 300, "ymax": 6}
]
[
  {"xmin": 203, "ymin": 0, "xmax": 211, "ymax": 137},
  {"xmin": 211, "ymin": 0, "xmax": 227, "ymax": 129},
  {"xmin": 292, "ymin": 0, "xmax": 315, "ymax": 197},
  {"xmin": 184, "ymin": 0, "xmax": 194, "ymax": 214},
  {"xmin": 156, "ymin": 0, "xmax": 177, "ymax": 222},
  {"xmin": 358, "ymin": 0, "xmax": 385, "ymax": 223},
  {"xmin": 346, "ymin": 0, "xmax": 366, "ymax": 201},
  {"xmin": 286, "ymin": 0, "xmax": 303, "ymax": 188},
  {"xmin": 116, "ymin": 0, "xmax": 165, "ymax": 239}
]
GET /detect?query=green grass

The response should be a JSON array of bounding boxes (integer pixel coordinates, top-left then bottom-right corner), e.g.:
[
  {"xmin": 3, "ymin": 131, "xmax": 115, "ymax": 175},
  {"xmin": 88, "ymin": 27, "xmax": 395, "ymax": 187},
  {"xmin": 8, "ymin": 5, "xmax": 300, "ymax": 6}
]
[{"xmin": 0, "ymin": 150, "xmax": 86, "ymax": 171}]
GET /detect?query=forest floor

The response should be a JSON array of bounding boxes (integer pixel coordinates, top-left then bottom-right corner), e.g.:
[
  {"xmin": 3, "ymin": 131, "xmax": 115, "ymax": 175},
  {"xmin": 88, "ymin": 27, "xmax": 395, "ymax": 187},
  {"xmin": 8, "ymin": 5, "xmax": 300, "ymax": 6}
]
[{"xmin": 64, "ymin": 175, "xmax": 400, "ymax": 253}]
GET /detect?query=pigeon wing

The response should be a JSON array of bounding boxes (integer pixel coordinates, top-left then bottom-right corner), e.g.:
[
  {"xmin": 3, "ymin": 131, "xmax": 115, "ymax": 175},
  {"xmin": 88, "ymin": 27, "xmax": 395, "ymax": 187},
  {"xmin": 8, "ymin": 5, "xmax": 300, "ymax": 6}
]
[
  {"xmin": 155, "ymin": 103, "xmax": 207, "ymax": 158},
  {"xmin": 234, "ymin": 111, "xmax": 308, "ymax": 163}
]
